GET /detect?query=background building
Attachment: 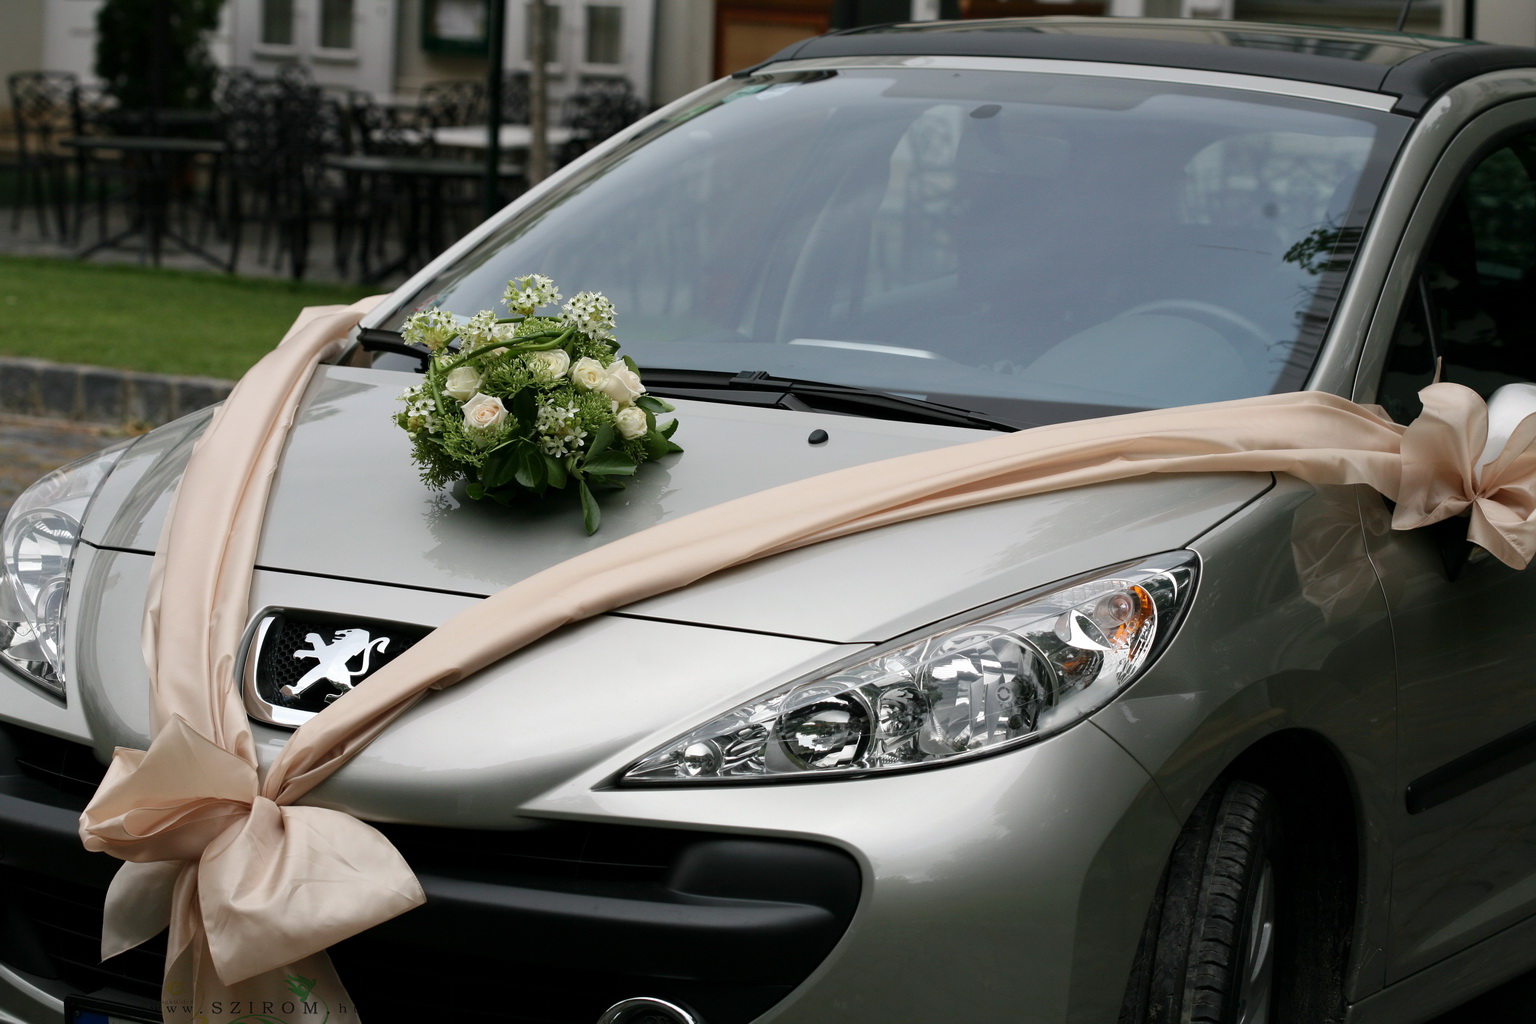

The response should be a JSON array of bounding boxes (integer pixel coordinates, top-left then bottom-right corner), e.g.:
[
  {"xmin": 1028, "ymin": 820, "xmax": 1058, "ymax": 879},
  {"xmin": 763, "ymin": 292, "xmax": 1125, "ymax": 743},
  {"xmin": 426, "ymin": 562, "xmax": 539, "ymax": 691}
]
[{"xmin": 4, "ymin": 0, "xmax": 1533, "ymax": 116}]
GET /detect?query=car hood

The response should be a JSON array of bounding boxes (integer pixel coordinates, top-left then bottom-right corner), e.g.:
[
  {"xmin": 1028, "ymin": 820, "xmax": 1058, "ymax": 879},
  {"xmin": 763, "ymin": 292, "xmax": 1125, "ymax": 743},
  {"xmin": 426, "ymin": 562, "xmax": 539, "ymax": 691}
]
[{"xmin": 84, "ymin": 364, "xmax": 1270, "ymax": 645}]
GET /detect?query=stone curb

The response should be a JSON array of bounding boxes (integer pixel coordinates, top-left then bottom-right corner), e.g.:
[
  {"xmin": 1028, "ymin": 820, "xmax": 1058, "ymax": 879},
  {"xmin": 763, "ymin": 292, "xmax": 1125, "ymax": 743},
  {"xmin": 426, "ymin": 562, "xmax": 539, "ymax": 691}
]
[{"xmin": 0, "ymin": 356, "xmax": 233, "ymax": 428}]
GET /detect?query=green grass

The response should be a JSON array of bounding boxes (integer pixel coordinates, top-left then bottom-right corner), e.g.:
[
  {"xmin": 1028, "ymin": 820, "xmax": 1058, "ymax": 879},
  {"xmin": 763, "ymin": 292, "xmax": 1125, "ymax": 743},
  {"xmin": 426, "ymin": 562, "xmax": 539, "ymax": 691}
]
[{"xmin": 0, "ymin": 255, "xmax": 376, "ymax": 380}]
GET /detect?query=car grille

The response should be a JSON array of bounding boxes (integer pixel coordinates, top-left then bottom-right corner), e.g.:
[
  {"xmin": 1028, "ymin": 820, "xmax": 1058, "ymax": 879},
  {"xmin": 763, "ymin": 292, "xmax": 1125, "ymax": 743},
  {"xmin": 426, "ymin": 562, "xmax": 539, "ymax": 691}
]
[
  {"xmin": 0, "ymin": 724, "xmax": 858, "ymax": 1024},
  {"xmin": 244, "ymin": 610, "xmax": 430, "ymax": 725}
]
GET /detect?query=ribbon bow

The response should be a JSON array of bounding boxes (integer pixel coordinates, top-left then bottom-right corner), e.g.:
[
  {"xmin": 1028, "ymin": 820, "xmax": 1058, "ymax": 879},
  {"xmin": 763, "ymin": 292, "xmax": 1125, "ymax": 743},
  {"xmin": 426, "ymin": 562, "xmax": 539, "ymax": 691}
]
[
  {"xmin": 80, "ymin": 302, "xmax": 420, "ymax": 1023},
  {"xmin": 1393, "ymin": 382, "xmax": 1536, "ymax": 568}
]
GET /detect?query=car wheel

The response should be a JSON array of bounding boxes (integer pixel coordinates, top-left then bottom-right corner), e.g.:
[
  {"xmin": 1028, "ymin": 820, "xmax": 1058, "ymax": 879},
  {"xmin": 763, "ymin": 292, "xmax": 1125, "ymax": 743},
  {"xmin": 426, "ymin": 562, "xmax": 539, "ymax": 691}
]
[{"xmin": 1121, "ymin": 779, "xmax": 1286, "ymax": 1024}]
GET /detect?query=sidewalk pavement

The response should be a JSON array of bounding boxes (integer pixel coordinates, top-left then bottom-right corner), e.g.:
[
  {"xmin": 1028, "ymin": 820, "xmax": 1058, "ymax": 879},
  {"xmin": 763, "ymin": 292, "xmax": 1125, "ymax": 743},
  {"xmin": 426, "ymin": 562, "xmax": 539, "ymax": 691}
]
[
  {"xmin": 0, "ymin": 354, "xmax": 231, "ymax": 428},
  {"xmin": 0, "ymin": 414, "xmax": 124, "ymax": 517}
]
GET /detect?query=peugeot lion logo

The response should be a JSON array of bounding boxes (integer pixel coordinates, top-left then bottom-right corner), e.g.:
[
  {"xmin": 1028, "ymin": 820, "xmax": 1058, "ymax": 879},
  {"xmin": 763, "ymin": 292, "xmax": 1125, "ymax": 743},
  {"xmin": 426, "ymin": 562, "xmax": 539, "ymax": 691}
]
[{"xmin": 283, "ymin": 628, "xmax": 391, "ymax": 703}]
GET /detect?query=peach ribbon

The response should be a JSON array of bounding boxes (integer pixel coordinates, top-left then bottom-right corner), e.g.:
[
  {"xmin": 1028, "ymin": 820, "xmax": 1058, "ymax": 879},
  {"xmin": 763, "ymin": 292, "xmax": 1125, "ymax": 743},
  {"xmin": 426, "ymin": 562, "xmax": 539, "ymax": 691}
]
[{"xmin": 79, "ymin": 303, "xmax": 1536, "ymax": 1022}]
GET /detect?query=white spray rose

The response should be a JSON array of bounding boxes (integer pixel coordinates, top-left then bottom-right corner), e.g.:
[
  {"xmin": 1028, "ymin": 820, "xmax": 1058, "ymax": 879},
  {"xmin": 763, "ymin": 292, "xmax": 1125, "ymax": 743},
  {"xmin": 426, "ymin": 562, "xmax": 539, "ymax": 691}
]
[
  {"xmin": 525, "ymin": 348, "xmax": 571, "ymax": 379},
  {"xmin": 570, "ymin": 356, "xmax": 609, "ymax": 392},
  {"xmin": 599, "ymin": 360, "xmax": 645, "ymax": 406},
  {"xmin": 462, "ymin": 392, "xmax": 508, "ymax": 445},
  {"xmin": 614, "ymin": 405, "xmax": 649, "ymax": 440},
  {"xmin": 443, "ymin": 365, "xmax": 484, "ymax": 402}
]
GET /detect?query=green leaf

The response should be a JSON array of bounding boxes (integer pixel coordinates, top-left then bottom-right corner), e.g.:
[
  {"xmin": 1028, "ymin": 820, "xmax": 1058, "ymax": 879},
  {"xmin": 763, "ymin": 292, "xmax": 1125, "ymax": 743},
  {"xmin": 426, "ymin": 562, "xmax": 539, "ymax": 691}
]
[
  {"xmin": 465, "ymin": 481, "xmax": 485, "ymax": 500},
  {"xmin": 583, "ymin": 450, "xmax": 638, "ymax": 476},
  {"xmin": 545, "ymin": 454, "xmax": 569, "ymax": 490},
  {"xmin": 641, "ymin": 430, "xmax": 671, "ymax": 461},
  {"xmin": 579, "ymin": 480, "xmax": 601, "ymax": 534},
  {"xmin": 586, "ymin": 423, "xmax": 615, "ymax": 460},
  {"xmin": 510, "ymin": 386, "xmax": 538, "ymax": 427},
  {"xmin": 586, "ymin": 475, "xmax": 627, "ymax": 492},
  {"xmin": 659, "ymin": 417, "xmax": 681, "ymax": 440},
  {"xmin": 636, "ymin": 394, "xmax": 674, "ymax": 415},
  {"xmin": 513, "ymin": 443, "xmax": 548, "ymax": 491},
  {"xmin": 480, "ymin": 446, "xmax": 519, "ymax": 488}
]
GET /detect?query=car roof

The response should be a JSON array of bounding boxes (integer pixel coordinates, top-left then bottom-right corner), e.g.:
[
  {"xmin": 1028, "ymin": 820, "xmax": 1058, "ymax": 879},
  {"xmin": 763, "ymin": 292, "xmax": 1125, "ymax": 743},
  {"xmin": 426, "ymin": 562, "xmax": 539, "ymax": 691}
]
[{"xmin": 747, "ymin": 17, "xmax": 1536, "ymax": 114}]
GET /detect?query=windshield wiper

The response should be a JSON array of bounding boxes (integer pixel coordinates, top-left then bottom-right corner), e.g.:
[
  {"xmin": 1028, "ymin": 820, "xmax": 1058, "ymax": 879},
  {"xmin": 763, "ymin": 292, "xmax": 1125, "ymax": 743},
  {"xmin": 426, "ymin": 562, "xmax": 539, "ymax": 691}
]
[
  {"xmin": 357, "ymin": 327, "xmax": 430, "ymax": 370},
  {"xmin": 351, "ymin": 342, "xmax": 1020, "ymax": 432},
  {"xmin": 642, "ymin": 369, "xmax": 1021, "ymax": 432}
]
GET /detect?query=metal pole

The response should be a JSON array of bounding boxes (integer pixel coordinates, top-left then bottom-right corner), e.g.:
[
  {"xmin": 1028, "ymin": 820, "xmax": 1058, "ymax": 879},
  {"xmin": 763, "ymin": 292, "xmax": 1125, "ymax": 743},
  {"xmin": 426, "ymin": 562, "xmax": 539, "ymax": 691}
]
[
  {"xmin": 484, "ymin": 0, "xmax": 506, "ymax": 220},
  {"xmin": 529, "ymin": 0, "xmax": 550, "ymax": 186}
]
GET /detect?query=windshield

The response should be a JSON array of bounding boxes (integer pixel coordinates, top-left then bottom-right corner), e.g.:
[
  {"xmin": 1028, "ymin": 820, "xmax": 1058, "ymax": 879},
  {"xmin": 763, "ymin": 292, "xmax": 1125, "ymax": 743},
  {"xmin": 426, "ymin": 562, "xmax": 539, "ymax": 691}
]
[{"xmin": 386, "ymin": 66, "xmax": 1407, "ymax": 426}]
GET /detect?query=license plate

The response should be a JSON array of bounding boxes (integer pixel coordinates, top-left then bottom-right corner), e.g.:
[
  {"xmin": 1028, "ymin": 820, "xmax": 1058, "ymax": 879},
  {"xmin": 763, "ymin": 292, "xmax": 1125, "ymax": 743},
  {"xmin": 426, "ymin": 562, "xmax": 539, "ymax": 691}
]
[{"xmin": 65, "ymin": 996, "xmax": 162, "ymax": 1024}]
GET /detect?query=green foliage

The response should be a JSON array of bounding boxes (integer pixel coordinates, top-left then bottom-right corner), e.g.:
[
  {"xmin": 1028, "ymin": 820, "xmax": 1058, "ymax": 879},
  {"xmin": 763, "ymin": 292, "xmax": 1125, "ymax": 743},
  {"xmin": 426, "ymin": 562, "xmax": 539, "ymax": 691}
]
[
  {"xmin": 1283, "ymin": 224, "xmax": 1363, "ymax": 276},
  {"xmin": 95, "ymin": 0, "xmax": 225, "ymax": 111}
]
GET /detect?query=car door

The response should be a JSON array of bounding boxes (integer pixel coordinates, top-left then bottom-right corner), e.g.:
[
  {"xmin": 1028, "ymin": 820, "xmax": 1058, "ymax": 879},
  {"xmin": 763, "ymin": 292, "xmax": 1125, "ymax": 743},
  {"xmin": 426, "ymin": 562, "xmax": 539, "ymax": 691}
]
[{"xmin": 1354, "ymin": 97, "xmax": 1536, "ymax": 981}]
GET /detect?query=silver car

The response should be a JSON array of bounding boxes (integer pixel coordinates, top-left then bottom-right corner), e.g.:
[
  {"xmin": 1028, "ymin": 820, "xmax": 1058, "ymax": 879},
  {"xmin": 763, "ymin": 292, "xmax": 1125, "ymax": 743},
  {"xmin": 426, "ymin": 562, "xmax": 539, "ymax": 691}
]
[{"xmin": 6, "ymin": 16, "xmax": 1536, "ymax": 1024}]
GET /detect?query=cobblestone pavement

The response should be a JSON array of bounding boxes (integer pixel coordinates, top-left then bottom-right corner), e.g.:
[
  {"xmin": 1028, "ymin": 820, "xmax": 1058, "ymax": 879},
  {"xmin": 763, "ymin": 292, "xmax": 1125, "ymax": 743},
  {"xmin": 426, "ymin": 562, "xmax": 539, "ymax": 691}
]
[{"xmin": 0, "ymin": 414, "xmax": 126, "ymax": 520}]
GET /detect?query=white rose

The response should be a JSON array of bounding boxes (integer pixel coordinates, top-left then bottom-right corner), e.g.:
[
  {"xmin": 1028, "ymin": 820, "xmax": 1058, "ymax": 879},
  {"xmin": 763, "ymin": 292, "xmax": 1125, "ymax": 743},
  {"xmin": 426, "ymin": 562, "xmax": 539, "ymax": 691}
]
[
  {"xmin": 461, "ymin": 392, "xmax": 508, "ymax": 445},
  {"xmin": 599, "ymin": 360, "xmax": 645, "ymax": 406},
  {"xmin": 525, "ymin": 349, "xmax": 571, "ymax": 379},
  {"xmin": 614, "ymin": 405, "xmax": 648, "ymax": 440},
  {"xmin": 443, "ymin": 365, "xmax": 484, "ymax": 402},
  {"xmin": 570, "ymin": 356, "xmax": 609, "ymax": 392}
]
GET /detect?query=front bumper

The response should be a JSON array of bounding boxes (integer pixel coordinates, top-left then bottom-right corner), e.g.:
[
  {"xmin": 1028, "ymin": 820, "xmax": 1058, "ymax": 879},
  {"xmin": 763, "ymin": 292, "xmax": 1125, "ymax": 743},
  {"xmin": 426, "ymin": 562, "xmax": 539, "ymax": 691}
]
[
  {"xmin": 0, "ymin": 723, "xmax": 859, "ymax": 1024},
  {"xmin": 0, "ymin": 713, "xmax": 1177, "ymax": 1024}
]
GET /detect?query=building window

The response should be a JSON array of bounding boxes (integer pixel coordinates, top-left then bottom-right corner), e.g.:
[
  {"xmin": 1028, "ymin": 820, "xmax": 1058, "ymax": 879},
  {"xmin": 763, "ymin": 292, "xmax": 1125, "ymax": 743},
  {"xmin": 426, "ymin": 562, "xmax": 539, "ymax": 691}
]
[
  {"xmin": 423, "ymin": 0, "xmax": 491, "ymax": 53},
  {"xmin": 320, "ymin": 0, "xmax": 355, "ymax": 49},
  {"xmin": 585, "ymin": 6, "xmax": 623, "ymax": 64},
  {"xmin": 262, "ymin": 0, "xmax": 296, "ymax": 45}
]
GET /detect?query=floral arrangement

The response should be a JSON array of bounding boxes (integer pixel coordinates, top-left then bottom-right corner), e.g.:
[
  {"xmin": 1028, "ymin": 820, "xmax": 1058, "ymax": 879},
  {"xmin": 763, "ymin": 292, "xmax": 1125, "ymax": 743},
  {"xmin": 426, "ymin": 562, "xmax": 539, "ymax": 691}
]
[{"xmin": 395, "ymin": 275, "xmax": 681, "ymax": 533}]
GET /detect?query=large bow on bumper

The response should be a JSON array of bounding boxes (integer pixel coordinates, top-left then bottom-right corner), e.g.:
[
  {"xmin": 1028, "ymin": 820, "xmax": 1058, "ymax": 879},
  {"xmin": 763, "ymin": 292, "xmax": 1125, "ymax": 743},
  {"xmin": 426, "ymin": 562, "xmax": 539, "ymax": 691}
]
[{"xmin": 81, "ymin": 715, "xmax": 422, "ymax": 985}]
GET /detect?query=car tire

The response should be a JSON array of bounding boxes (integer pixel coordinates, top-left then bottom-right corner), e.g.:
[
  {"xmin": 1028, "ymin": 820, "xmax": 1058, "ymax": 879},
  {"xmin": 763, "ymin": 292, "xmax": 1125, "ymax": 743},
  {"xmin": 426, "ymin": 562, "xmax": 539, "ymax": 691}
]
[{"xmin": 1121, "ymin": 779, "xmax": 1288, "ymax": 1024}]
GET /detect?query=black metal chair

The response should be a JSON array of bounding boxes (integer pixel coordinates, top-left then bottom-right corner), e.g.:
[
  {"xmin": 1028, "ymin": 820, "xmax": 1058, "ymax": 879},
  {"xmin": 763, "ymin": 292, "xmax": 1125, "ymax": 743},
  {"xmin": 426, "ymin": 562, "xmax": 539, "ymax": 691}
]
[
  {"xmin": 419, "ymin": 79, "xmax": 486, "ymax": 130},
  {"xmin": 6, "ymin": 71, "xmax": 78, "ymax": 238},
  {"xmin": 67, "ymin": 80, "xmax": 131, "ymax": 246},
  {"xmin": 220, "ymin": 76, "xmax": 284, "ymax": 270},
  {"xmin": 559, "ymin": 78, "xmax": 644, "ymax": 166},
  {"xmin": 418, "ymin": 80, "xmax": 505, "ymax": 246},
  {"xmin": 342, "ymin": 90, "xmax": 444, "ymax": 278},
  {"xmin": 502, "ymin": 72, "xmax": 531, "ymax": 126},
  {"xmin": 223, "ymin": 76, "xmax": 352, "ymax": 279},
  {"xmin": 278, "ymin": 89, "xmax": 354, "ymax": 280}
]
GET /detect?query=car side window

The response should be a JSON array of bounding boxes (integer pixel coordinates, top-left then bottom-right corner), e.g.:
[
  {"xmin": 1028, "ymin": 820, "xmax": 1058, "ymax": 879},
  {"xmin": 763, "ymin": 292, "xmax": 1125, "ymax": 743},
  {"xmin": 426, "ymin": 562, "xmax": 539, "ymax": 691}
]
[{"xmin": 1378, "ymin": 130, "xmax": 1536, "ymax": 423}]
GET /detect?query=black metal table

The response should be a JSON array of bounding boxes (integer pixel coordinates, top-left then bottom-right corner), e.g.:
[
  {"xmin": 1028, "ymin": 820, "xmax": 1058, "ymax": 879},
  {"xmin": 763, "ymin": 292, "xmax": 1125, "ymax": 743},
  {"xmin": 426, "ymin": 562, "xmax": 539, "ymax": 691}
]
[
  {"xmin": 63, "ymin": 135, "xmax": 230, "ymax": 270},
  {"xmin": 324, "ymin": 153, "xmax": 525, "ymax": 282}
]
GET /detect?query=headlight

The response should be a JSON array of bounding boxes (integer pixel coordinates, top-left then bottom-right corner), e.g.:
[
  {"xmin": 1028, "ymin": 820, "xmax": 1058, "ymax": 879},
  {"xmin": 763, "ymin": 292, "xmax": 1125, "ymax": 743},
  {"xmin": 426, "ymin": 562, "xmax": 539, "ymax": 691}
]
[
  {"xmin": 0, "ymin": 441, "xmax": 131, "ymax": 698},
  {"xmin": 623, "ymin": 551, "xmax": 1198, "ymax": 784}
]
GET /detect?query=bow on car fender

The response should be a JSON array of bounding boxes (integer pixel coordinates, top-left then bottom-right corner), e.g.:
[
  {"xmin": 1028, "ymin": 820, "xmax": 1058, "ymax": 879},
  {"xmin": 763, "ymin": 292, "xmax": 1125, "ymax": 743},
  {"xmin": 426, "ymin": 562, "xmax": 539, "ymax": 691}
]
[{"xmin": 77, "ymin": 303, "xmax": 1536, "ymax": 1023}]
